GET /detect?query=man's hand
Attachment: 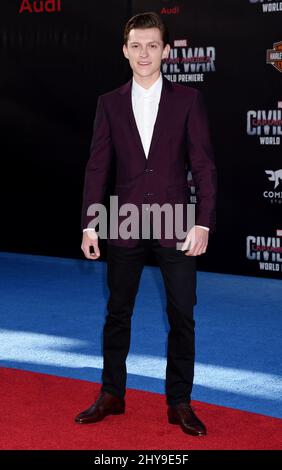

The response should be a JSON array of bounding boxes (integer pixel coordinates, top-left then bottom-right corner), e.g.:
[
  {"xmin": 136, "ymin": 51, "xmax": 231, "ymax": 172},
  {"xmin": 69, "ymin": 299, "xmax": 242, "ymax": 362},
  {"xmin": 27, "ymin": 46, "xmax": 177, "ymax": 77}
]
[
  {"xmin": 81, "ymin": 230, "xmax": 100, "ymax": 260},
  {"xmin": 181, "ymin": 226, "xmax": 209, "ymax": 256}
]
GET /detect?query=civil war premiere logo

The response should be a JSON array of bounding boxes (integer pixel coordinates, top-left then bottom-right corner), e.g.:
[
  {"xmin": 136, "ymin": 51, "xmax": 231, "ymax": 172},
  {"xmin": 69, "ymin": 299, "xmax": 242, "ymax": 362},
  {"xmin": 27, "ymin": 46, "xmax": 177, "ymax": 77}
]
[
  {"xmin": 264, "ymin": 169, "xmax": 282, "ymax": 203},
  {"xmin": 19, "ymin": 0, "xmax": 61, "ymax": 13},
  {"xmin": 162, "ymin": 39, "xmax": 216, "ymax": 83},
  {"xmin": 249, "ymin": 0, "xmax": 282, "ymax": 13},
  {"xmin": 267, "ymin": 41, "xmax": 282, "ymax": 72},
  {"xmin": 246, "ymin": 102, "xmax": 282, "ymax": 145},
  {"xmin": 246, "ymin": 229, "xmax": 282, "ymax": 272}
]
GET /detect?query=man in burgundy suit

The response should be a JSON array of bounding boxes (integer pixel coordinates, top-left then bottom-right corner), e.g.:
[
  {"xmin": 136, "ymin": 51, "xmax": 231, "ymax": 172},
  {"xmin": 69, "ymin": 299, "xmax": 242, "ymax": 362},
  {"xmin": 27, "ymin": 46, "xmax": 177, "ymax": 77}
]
[{"xmin": 75, "ymin": 12, "xmax": 217, "ymax": 436}]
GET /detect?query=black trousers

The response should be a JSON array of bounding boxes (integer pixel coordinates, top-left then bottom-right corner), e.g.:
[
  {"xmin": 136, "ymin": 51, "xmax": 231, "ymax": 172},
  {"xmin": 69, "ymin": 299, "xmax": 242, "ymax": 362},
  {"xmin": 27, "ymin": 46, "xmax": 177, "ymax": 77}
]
[{"xmin": 101, "ymin": 227, "xmax": 197, "ymax": 406}]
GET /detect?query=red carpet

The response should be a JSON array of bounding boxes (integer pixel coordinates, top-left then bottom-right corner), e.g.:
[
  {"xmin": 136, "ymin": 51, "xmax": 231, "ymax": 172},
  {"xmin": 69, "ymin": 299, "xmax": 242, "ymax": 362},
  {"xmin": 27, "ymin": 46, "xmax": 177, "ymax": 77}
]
[{"xmin": 0, "ymin": 367, "xmax": 281, "ymax": 450}]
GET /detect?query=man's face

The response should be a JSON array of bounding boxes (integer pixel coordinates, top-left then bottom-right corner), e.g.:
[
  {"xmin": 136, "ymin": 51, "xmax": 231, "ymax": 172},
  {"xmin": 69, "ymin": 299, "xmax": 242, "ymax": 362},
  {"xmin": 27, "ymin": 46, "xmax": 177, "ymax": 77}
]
[{"xmin": 123, "ymin": 27, "xmax": 170, "ymax": 79}]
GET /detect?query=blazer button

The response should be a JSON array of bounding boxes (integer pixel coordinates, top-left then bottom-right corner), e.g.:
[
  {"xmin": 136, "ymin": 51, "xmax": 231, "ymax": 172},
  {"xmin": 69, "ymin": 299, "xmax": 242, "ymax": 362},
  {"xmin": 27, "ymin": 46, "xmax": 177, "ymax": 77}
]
[{"xmin": 145, "ymin": 168, "xmax": 154, "ymax": 173}]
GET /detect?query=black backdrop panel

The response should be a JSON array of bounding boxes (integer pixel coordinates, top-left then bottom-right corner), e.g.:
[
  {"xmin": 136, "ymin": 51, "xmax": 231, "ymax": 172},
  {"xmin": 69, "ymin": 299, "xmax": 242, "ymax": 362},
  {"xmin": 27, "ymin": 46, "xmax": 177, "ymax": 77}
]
[
  {"xmin": 1, "ymin": 1, "xmax": 281, "ymax": 278},
  {"xmin": 0, "ymin": 0, "xmax": 130, "ymax": 258}
]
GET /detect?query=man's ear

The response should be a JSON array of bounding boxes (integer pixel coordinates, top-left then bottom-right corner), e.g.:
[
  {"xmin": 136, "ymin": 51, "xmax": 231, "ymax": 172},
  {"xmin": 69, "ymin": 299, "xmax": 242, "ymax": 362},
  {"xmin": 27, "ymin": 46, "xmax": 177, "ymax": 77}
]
[
  {"xmin": 162, "ymin": 44, "xmax": 170, "ymax": 59},
  {"xmin": 123, "ymin": 44, "xmax": 129, "ymax": 59}
]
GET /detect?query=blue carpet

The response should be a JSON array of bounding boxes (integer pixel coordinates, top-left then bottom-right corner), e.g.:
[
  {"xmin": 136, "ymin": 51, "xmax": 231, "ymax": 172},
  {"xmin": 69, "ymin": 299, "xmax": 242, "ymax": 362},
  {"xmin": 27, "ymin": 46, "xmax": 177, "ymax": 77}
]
[{"xmin": 0, "ymin": 251, "xmax": 281, "ymax": 418}]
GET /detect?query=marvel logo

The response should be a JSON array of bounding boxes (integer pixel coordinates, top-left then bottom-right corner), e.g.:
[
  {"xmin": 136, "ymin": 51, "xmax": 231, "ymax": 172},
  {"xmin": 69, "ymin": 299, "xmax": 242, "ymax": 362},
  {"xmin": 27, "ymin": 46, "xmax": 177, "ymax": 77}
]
[{"xmin": 174, "ymin": 40, "xmax": 188, "ymax": 47}]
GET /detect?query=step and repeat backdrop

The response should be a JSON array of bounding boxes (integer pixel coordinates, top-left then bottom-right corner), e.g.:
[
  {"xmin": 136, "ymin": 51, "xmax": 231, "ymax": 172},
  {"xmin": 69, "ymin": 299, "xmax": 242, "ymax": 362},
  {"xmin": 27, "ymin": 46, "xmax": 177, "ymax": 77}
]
[{"xmin": 0, "ymin": 0, "xmax": 281, "ymax": 278}]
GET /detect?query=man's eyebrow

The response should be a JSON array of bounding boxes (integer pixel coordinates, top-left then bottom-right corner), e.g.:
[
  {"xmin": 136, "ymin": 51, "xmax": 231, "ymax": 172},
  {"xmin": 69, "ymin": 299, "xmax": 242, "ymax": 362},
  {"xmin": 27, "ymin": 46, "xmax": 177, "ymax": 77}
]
[{"xmin": 128, "ymin": 40, "xmax": 162, "ymax": 45}]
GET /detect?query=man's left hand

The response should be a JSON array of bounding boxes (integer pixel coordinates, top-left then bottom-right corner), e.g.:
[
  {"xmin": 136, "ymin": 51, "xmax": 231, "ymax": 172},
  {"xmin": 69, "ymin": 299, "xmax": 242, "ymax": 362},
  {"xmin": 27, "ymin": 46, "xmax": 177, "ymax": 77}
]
[{"xmin": 181, "ymin": 226, "xmax": 209, "ymax": 256}]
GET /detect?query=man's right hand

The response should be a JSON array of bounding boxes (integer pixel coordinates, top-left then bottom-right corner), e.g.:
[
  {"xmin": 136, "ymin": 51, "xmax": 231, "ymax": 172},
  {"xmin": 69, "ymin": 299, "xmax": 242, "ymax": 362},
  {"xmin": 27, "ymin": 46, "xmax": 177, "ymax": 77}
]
[{"xmin": 81, "ymin": 230, "xmax": 100, "ymax": 260}]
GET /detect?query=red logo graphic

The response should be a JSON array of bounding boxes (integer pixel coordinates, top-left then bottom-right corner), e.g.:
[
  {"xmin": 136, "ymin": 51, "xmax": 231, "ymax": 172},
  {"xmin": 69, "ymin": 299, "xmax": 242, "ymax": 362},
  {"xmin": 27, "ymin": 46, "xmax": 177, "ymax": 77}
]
[
  {"xmin": 19, "ymin": 0, "xmax": 61, "ymax": 14},
  {"xmin": 160, "ymin": 5, "xmax": 180, "ymax": 15},
  {"xmin": 266, "ymin": 41, "xmax": 282, "ymax": 73}
]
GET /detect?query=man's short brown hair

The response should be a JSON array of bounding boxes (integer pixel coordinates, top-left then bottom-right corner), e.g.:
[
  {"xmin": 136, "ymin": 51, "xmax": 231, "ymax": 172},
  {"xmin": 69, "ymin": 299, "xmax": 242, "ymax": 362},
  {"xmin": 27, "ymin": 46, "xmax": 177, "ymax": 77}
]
[{"xmin": 124, "ymin": 11, "xmax": 169, "ymax": 46}]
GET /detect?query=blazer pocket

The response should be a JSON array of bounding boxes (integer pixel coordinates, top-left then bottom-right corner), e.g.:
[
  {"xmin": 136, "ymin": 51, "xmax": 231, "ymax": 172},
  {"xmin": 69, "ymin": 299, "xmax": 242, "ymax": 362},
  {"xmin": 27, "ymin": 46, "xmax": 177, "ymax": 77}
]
[
  {"xmin": 114, "ymin": 185, "xmax": 131, "ymax": 194},
  {"xmin": 166, "ymin": 182, "xmax": 188, "ymax": 196}
]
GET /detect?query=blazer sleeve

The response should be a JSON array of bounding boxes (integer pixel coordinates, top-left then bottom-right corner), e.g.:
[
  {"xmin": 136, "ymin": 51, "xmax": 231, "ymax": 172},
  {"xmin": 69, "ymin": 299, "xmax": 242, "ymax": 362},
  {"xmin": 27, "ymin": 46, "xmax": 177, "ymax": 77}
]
[
  {"xmin": 187, "ymin": 89, "xmax": 217, "ymax": 232},
  {"xmin": 81, "ymin": 96, "xmax": 113, "ymax": 230}
]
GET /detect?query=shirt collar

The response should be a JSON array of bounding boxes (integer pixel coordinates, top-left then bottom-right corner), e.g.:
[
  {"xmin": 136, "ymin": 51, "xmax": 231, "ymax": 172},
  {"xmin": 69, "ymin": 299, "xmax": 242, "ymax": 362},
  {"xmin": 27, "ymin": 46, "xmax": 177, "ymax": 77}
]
[{"xmin": 132, "ymin": 73, "xmax": 163, "ymax": 99}]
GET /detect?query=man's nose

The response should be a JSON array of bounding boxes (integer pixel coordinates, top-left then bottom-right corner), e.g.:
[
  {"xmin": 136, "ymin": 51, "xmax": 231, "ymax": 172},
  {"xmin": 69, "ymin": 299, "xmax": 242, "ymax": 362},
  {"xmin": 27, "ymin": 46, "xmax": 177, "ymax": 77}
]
[{"xmin": 140, "ymin": 47, "xmax": 149, "ymax": 57}]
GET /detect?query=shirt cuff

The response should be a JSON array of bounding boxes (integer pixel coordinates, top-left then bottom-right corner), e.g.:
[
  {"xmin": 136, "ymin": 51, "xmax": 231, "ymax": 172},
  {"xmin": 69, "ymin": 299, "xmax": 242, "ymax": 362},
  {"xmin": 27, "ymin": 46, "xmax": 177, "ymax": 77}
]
[
  {"xmin": 83, "ymin": 228, "xmax": 96, "ymax": 232},
  {"xmin": 195, "ymin": 225, "xmax": 210, "ymax": 232}
]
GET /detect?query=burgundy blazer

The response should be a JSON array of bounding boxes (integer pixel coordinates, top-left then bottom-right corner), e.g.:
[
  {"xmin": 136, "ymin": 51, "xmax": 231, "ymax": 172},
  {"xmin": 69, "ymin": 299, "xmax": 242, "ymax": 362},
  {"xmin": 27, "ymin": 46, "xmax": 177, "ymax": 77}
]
[{"xmin": 81, "ymin": 75, "xmax": 217, "ymax": 248}]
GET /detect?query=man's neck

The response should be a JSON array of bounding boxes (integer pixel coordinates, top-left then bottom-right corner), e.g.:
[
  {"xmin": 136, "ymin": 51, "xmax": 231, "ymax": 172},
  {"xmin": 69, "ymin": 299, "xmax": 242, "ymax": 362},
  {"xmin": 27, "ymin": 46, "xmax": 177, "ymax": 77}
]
[{"xmin": 132, "ymin": 71, "xmax": 161, "ymax": 89}]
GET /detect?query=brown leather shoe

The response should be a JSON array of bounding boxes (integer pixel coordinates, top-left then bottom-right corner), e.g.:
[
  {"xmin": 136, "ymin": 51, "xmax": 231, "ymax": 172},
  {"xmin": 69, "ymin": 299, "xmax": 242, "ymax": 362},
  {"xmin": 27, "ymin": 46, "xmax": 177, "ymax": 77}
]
[
  {"xmin": 168, "ymin": 402, "xmax": 207, "ymax": 436},
  {"xmin": 75, "ymin": 391, "xmax": 125, "ymax": 424}
]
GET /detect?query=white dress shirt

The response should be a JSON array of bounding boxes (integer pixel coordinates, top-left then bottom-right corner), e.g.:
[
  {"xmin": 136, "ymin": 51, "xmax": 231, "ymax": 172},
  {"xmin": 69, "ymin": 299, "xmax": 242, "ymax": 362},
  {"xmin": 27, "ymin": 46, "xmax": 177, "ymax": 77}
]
[
  {"xmin": 131, "ymin": 73, "xmax": 163, "ymax": 158},
  {"xmin": 83, "ymin": 73, "xmax": 208, "ymax": 232}
]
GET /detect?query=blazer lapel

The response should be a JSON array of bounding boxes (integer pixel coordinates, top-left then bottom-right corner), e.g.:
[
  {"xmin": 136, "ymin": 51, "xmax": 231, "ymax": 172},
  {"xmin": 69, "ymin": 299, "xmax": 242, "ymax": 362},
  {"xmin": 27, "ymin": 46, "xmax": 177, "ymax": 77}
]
[
  {"xmin": 119, "ymin": 75, "xmax": 174, "ymax": 163},
  {"xmin": 147, "ymin": 76, "xmax": 173, "ymax": 160}
]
